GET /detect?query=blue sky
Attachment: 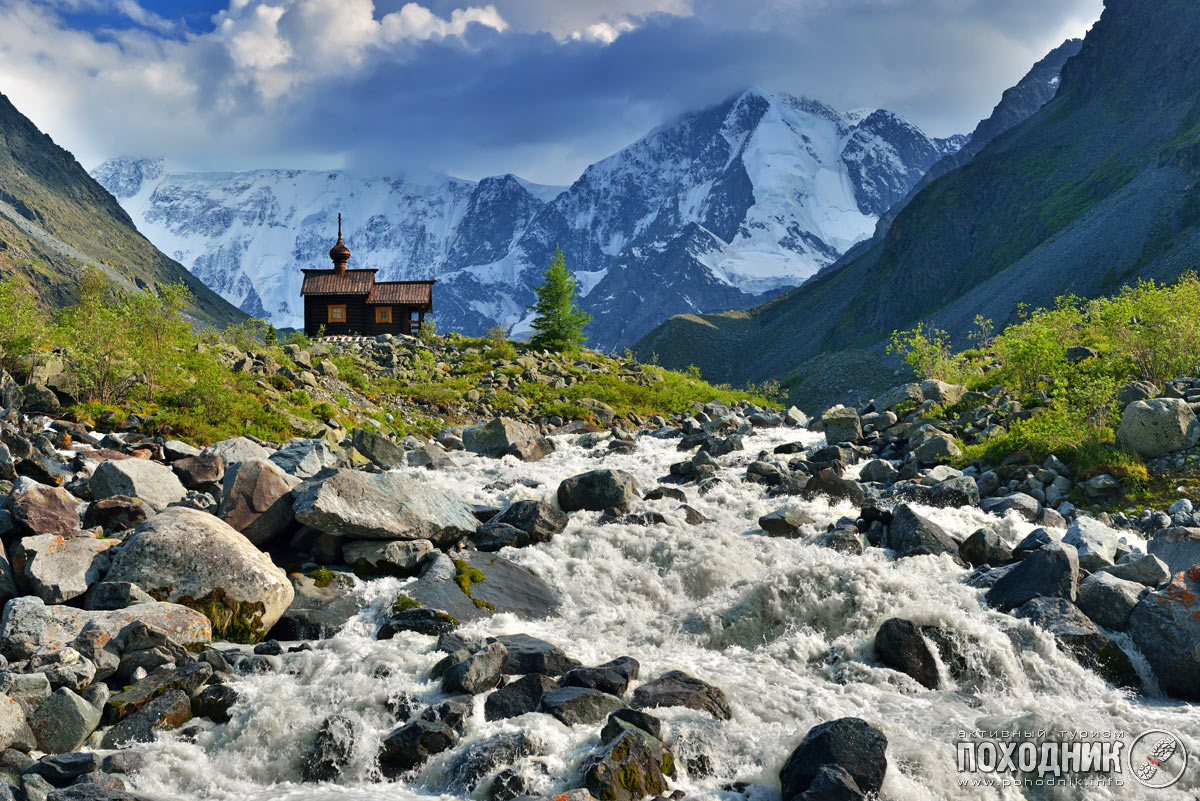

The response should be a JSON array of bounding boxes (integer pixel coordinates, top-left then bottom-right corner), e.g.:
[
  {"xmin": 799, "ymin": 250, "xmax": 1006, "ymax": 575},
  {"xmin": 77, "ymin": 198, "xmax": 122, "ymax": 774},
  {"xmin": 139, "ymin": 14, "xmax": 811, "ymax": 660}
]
[{"xmin": 0, "ymin": 0, "xmax": 1102, "ymax": 184}]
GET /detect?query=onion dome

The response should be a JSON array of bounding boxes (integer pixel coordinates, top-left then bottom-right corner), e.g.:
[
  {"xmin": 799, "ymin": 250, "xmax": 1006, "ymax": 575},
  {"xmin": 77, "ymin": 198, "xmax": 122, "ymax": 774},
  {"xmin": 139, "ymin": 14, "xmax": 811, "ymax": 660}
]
[{"xmin": 329, "ymin": 213, "xmax": 350, "ymax": 266}]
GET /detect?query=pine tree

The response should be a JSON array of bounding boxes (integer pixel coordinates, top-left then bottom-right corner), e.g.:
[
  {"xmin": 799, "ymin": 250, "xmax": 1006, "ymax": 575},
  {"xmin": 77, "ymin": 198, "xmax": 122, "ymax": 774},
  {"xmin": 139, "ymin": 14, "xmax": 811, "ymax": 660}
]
[{"xmin": 528, "ymin": 246, "xmax": 591, "ymax": 352}]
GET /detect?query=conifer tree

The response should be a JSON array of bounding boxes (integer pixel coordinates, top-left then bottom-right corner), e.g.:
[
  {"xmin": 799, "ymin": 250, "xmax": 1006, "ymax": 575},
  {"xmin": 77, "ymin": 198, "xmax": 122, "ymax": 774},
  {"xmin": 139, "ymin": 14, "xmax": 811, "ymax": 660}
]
[{"xmin": 528, "ymin": 246, "xmax": 591, "ymax": 351}]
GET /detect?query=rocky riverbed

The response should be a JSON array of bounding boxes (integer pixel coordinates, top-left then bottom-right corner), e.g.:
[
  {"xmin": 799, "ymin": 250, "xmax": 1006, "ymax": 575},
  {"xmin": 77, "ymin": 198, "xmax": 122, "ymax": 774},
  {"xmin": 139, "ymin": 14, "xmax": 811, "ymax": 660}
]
[{"xmin": 2, "ymin": 380, "xmax": 1200, "ymax": 800}]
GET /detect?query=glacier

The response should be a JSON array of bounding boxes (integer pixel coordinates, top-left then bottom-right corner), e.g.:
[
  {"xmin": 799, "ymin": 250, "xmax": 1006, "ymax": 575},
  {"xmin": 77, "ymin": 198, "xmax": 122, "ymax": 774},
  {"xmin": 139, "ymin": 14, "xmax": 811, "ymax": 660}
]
[{"xmin": 93, "ymin": 87, "xmax": 964, "ymax": 350}]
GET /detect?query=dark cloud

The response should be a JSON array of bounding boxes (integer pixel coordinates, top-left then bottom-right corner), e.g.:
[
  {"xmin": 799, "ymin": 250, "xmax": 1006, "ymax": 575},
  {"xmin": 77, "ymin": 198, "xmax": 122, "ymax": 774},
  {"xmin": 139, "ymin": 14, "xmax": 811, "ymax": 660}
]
[{"xmin": 0, "ymin": 0, "xmax": 1102, "ymax": 184}]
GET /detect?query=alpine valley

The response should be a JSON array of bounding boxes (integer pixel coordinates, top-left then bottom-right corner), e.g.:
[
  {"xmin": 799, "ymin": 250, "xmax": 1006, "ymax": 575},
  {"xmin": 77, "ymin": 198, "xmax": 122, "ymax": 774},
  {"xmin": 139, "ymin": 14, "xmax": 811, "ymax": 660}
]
[{"xmin": 92, "ymin": 88, "xmax": 965, "ymax": 351}]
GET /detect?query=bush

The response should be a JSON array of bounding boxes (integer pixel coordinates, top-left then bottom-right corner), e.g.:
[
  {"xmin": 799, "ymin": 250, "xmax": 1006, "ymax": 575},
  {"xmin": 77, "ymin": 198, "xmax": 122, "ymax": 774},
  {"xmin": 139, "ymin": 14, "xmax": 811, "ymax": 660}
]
[
  {"xmin": 887, "ymin": 323, "xmax": 953, "ymax": 381},
  {"xmin": 0, "ymin": 279, "xmax": 48, "ymax": 379}
]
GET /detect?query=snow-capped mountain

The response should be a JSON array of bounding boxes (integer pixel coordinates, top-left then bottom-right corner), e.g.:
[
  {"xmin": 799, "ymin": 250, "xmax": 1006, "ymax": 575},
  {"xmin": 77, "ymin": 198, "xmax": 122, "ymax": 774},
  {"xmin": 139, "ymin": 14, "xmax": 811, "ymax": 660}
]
[{"xmin": 92, "ymin": 87, "xmax": 964, "ymax": 350}]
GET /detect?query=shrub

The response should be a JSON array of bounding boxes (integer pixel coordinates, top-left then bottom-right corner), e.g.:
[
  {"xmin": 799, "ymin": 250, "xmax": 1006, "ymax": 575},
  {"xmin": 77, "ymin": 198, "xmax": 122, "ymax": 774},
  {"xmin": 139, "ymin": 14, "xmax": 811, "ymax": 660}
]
[
  {"xmin": 887, "ymin": 323, "xmax": 953, "ymax": 381},
  {"xmin": 0, "ymin": 279, "xmax": 48, "ymax": 379}
]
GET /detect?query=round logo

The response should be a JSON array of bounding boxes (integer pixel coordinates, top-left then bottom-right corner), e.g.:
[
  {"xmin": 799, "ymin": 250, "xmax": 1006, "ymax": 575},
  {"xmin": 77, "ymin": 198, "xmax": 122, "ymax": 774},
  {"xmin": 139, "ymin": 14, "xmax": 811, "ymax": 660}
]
[{"xmin": 1127, "ymin": 729, "xmax": 1188, "ymax": 789}]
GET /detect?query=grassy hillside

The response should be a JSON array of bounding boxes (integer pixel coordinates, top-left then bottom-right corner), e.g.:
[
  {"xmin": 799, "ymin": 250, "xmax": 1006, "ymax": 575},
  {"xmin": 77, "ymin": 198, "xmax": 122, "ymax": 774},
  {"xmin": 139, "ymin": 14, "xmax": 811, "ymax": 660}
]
[
  {"xmin": 0, "ymin": 92, "xmax": 245, "ymax": 327},
  {"xmin": 636, "ymin": 0, "xmax": 1200, "ymax": 410},
  {"xmin": 0, "ymin": 277, "xmax": 773, "ymax": 446}
]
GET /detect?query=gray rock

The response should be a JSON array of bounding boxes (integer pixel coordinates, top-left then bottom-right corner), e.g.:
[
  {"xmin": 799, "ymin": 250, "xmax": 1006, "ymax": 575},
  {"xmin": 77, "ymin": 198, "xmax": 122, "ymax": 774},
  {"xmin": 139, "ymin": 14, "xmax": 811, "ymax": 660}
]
[
  {"xmin": 561, "ymin": 657, "xmax": 640, "ymax": 697},
  {"xmin": 1117, "ymin": 397, "xmax": 1200, "ymax": 458},
  {"xmin": 779, "ymin": 717, "xmax": 887, "ymax": 801},
  {"xmin": 269, "ymin": 439, "xmax": 339, "ymax": 479},
  {"xmin": 30, "ymin": 752, "xmax": 98, "ymax": 784},
  {"xmin": 103, "ymin": 507, "xmax": 293, "ymax": 642},
  {"xmin": 958, "ymin": 528, "xmax": 1012, "ymax": 567},
  {"xmin": 583, "ymin": 727, "xmax": 674, "ymax": 801},
  {"xmin": 0, "ymin": 597, "xmax": 210, "ymax": 661},
  {"xmin": 272, "ymin": 573, "xmax": 359, "ymax": 640},
  {"xmin": 484, "ymin": 674, "xmax": 558, "ymax": 721},
  {"xmin": 200, "ymin": 437, "xmax": 271, "ymax": 465},
  {"xmin": 494, "ymin": 633, "xmax": 580, "ymax": 677},
  {"xmin": 0, "ymin": 692, "xmax": 33, "ymax": 752},
  {"xmin": 1130, "ymin": 569, "xmax": 1200, "ymax": 699},
  {"xmin": 1014, "ymin": 597, "xmax": 1138, "ymax": 688},
  {"xmin": 446, "ymin": 732, "xmax": 538, "ymax": 793},
  {"xmin": 463, "ymin": 418, "xmax": 553, "ymax": 462},
  {"xmin": 984, "ymin": 542, "xmax": 1078, "ymax": 611},
  {"xmin": 217, "ymin": 458, "xmax": 300, "ymax": 545},
  {"xmin": 885, "ymin": 505, "xmax": 960, "ymax": 558},
  {"xmin": 631, "ymin": 670, "xmax": 731, "ymax": 720},
  {"xmin": 292, "ymin": 469, "xmax": 478, "ymax": 545},
  {"xmin": 378, "ymin": 718, "xmax": 458, "ymax": 777},
  {"xmin": 980, "ymin": 493, "xmax": 1041, "ymax": 522},
  {"xmin": 859, "ymin": 460, "xmax": 899, "ymax": 484},
  {"xmin": 1063, "ymin": 517, "xmax": 1121, "ymax": 571},
  {"xmin": 0, "ymin": 673, "xmax": 51, "ymax": 716},
  {"xmin": 759, "ymin": 506, "xmax": 817, "ymax": 537},
  {"xmin": 912, "ymin": 433, "xmax": 962, "ymax": 466},
  {"xmin": 350, "ymin": 429, "xmax": 406, "ymax": 469},
  {"xmin": 343, "ymin": 539, "xmax": 433, "ymax": 578},
  {"xmin": 818, "ymin": 406, "xmax": 862, "ymax": 444},
  {"xmin": 82, "ymin": 496, "xmax": 151, "ymax": 533},
  {"xmin": 540, "ymin": 686, "xmax": 624, "ymax": 725},
  {"xmin": 1076, "ymin": 572, "xmax": 1145, "ymax": 631},
  {"xmin": 85, "ymin": 460, "xmax": 186, "ymax": 513},
  {"xmin": 921, "ymin": 380, "xmax": 966, "ymax": 405},
  {"xmin": 99, "ymin": 688, "xmax": 191, "ymax": 748},
  {"xmin": 28, "ymin": 689, "xmax": 99, "ymax": 753},
  {"xmin": 193, "ymin": 684, "xmax": 238, "ymax": 724},
  {"xmin": 12, "ymin": 534, "xmax": 118, "ymax": 604},
  {"xmin": 302, "ymin": 714, "xmax": 359, "ymax": 782},
  {"xmin": 1147, "ymin": 527, "xmax": 1200, "ymax": 575},
  {"xmin": 1100, "ymin": 553, "xmax": 1171, "ymax": 587},
  {"xmin": 557, "ymin": 469, "xmax": 639, "ymax": 512},
  {"xmin": 82, "ymin": 581, "xmax": 153, "ymax": 611},
  {"xmin": 874, "ymin": 618, "xmax": 938, "ymax": 689},
  {"xmin": 170, "ymin": 455, "xmax": 223, "ymax": 494},
  {"xmin": 873, "ymin": 384, "xmax": 924, "ymax": 412},
  {"xmin": 7, "ymin": 478, "xmax": 82, "ymax": 538},
  {"xmin": 473, "ymin": 501, "xmax": 567, "ymax": 551},
  {"xmin": 929, "ymin": 476, "xmax": 980, "ymax": 508},
  {"xmin": 1082, "ymin": 474, "xmax": 1122, "ymax": 500},
  {"xmin": 443, "ymin": 642, "xmax": 507, "ymax": 695},
  {"xmin": 20, "ymin": 384, "xmax": 59, "ymax": 416}
]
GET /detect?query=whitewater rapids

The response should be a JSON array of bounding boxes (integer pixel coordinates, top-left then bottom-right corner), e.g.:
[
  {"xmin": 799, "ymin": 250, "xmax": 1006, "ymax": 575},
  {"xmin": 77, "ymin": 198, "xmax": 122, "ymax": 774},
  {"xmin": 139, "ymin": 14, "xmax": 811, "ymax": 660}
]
[{"xmin": 123, "ymin": 426, "xmax": 1200, "ymax": 801}]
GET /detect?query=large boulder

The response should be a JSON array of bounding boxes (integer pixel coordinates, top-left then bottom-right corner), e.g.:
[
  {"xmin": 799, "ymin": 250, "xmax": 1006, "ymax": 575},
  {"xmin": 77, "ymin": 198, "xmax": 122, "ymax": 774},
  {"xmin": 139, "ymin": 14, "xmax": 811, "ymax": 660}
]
[
  {"xmin": 540, "ymin": 686, "xmax": 624, "ymax": 725},
  {"xmin": 269, "ymin": 439, "xmax": 339, "ymax": 479},
  {"xmin": 28, "ymin": 688, "xmax": 100, "ymax": 753},
  {"xmin": 980, "ymin": 493, "xmax": 1041, "ymax": 523},
  {"xmin": 885, "ymin": 505, "xmax": 959, "ymax": 558},
  {"xmin": 472, "ymin": 501, "xmax": 568, "ymax": 552},
  {"xmin": 1062, "ymin": 517, "xmax": 1122, "ymax": 571},
  {"xmin": 912, "ymin": 433, "xmax": 962, "ymax": 466},
  {"xmin": 103, "ymin": 507, "xmax": 293, "ymax": 642},
  {"xmin": 350, "ymin": 428, "xmax": 406, "ymax": 469},
  {"xmin": 583, "ymin": 727, "xmax": 674, "ymax": 801},
  {"xmin": 0, "ymin": 691, "xmax": 34, "ymax": 752},
  {"xmin": 1076, "ymin": 572, "xmax": 1145, "ymax": 631},
  {"xmin": 171, "ymin": 455, "xmax": 224, "ymax": 494},
  {"xmin": 443, "ymin": 643, "xmax": 507, "ymax": 695},
  {"xmin": 1147, "ymin": 527, "xmax": 1200, "ymax": 575},
  {"xmin": 1014, "ymin": 597, "xmax": 1137, "ymax": 688},
  {"xmin": 873, "ymin": 618, "xmax": 938, "ymax": 689},
  {"xmin": 0, "ymin": 597, "xmax": 211, "ymax": 661},
  {"xmin": 270, "ymin": 572, "xmax": 359, "ymax": 640},
  {"xmin": 1117, "ymin": 398, "xmax": 1200, "ymax": 458},
  {"xmin": 484, "ymin": 673, "xmax": 558, "ymax": 721},
  {"xmin": 11, "ymin": 534, "xmax": 119, "ymax": 604},
  {"xmin": 1100, "ymin": 553, "xmax": 1171, "ymax": 587},
  {"xmin": 343, "ymin": 539, "xmax": 432, "ymax": 578},
  {"xmin": 85, "ymin": 459, "xmax": 187, "ymax": 513},
  {"xmin": 7, "ymin": 478, "xmax": 82, "ymax": 538},
  {"xmin": 463, "ymin": 418, "xmax": 553, "ymax": 462},
  {"xmin": 557, "ymin": 470, "xmax": 640, "ymax": 512},
  {"xmin": 921, "ymin": 380, "xmax": 966, "ymax": 405},
  {"xmin": 983, "ymin": 542, "xmax": 1078, "ymax": 611},
  {"xmin": 818, "ymin": 406, "xmax": 862, "ymax": 444},
  {"xmin": 1129, "ymin": 567, "xmax": 1200, "ymax": 699},
  {"xmin": 405, "ymin": 552, "xmax": 557, "ymax": 624},
  {"xmin": 494, "ymin": 633, "xmax": 580, "ymax": 677},
  {"xmin": 292, "ymin": 470, "xmax": 477, "ymax": 546},
  {"xmin": 780, "ymin": 717, "xmax": 887, "ymax": 801},
  {"xmin": 201, "ymin": 436, "xmax": 271, "ymax": 465},
  {"xmin": 217, "ymin": 458, "xmax": 300, "ymax": 545},
  {"xmin": 874, "ymin": 384, "xmax": 924, "ymax": 412},
  {"xmin": 631, "ymin": 671, "xmax": 730, "ymax": 720}
]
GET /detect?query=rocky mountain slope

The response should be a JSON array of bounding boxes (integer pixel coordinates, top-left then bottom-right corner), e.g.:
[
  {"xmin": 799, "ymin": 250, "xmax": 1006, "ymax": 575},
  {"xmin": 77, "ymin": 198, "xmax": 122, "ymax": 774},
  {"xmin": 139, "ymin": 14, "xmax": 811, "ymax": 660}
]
[
  {"xmin": 0, "ymin": 93, "xmax": 245, "ymax": 327},
  {"xmin": 637, "ymin": 0, "xmax": 1200, "ymax": 410},
  {"xmin": 93, "ymin": 88, "xmax": 962, "ymax": 350}
]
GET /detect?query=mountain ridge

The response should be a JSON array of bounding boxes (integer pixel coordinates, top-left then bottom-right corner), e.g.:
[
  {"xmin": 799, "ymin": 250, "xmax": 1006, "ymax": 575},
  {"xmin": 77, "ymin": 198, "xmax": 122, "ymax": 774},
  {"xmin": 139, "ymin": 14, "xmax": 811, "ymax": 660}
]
[
  {"xmin": 635, "ymin": 0, "xmax": 1200, "ymax": 410},
  {"xmin": 0, "ymin": 92, "xmax": 246, "ymax": 327},
  {"xmin": 93, "ymin": 86, "xmax": 962, "ymax": 350}
]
